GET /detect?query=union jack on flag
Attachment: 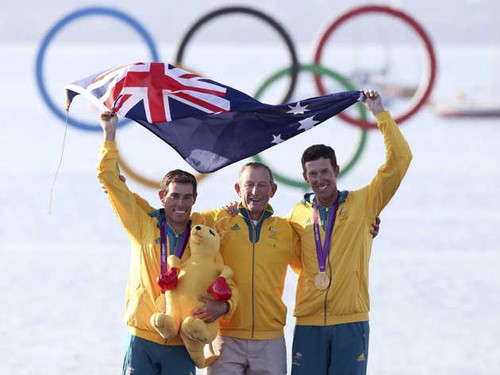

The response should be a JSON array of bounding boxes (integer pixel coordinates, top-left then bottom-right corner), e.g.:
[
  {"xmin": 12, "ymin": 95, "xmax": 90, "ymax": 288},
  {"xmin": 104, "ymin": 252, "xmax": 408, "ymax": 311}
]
[{"xmin": 65, "ymin": 62, "xmax": 364, "ymax": 173}]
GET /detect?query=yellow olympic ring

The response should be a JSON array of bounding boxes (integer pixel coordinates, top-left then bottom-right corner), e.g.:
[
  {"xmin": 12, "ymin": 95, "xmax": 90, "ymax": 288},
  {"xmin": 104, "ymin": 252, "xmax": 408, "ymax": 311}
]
[{"xmin": 118, "ymin": 154, "xmax": 210, "ymax": 189}]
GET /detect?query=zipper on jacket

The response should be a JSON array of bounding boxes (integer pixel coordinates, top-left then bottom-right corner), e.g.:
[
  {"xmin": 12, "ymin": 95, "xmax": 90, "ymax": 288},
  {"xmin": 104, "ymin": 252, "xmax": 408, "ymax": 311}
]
[
  {"xmin": 323, "ymin": 254, "xmax": 333, "ymax": 325},
  {"xmin": 250, "ymin": 221, "xmax": 257, "ymax": 338},
  {"xmin": 239, "ymin": 207, "xmax": 268, "ymax": 339},
  {"xmin": 171, "ymin": 234, "xmax": 179, "ymax": 255}
]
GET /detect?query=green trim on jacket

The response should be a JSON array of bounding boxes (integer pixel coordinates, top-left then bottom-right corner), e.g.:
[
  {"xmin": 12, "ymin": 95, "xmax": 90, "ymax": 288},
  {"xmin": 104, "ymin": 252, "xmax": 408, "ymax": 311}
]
[
  {"xmin": 237, "ymin": 204, "xmax": 273, "ymax": 242},
  {"xmin": 302, "ymin": 191, "xmax": 349, "ymax": 231}
]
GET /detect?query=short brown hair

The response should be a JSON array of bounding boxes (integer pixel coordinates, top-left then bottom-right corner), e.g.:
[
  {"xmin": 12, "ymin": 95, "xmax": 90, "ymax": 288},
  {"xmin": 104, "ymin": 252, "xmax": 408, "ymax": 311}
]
[
  {"xmin": 160, "ymin": 169, "xmax": 197, "ymax": 195},
  {"xmin": 301, "ymin": 144, "xmax": 337, "ymax": 173},
  {"xmin": 238, "ymin": 162, "xmax": 275, "ymax": 185}
]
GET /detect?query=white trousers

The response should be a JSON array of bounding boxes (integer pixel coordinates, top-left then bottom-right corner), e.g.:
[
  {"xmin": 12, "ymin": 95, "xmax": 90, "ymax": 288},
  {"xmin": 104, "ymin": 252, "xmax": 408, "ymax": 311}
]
[{"xmin": 206, "ymin": 335, "xmax": 287, "ymax": 375}]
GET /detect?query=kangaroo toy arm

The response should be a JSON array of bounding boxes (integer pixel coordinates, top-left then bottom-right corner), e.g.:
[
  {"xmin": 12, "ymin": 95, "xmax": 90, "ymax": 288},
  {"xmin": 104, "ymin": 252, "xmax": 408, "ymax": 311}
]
[
  {"xmin": 217, "ymin": 264, "xmax": 233, "ymax": 280},
  {"xmin": 167, "ymin": 254, "xmax": 182, "ymax": 268},
  {"xmin": 155, "ymin": 255, "xmax": 181, "ymax": 292}
]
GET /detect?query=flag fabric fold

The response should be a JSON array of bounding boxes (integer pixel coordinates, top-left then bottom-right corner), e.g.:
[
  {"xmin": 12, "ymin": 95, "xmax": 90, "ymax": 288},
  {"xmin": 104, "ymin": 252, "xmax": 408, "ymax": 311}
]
[{"xmin": 65, "ymin": 62, "xmax": 363, "ymax": 173}]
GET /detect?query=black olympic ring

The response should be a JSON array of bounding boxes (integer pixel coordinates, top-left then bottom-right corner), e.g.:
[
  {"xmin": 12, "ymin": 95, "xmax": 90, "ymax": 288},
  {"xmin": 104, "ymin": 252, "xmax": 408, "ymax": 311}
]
[{"xmin": 174, "ymin": 6, "xmax": 300, "ymax": 104}]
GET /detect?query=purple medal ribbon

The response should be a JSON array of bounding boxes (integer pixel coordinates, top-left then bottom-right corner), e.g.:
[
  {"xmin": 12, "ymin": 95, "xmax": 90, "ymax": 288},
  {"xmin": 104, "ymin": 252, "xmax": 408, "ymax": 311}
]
[
  {"xmin": 159, "ymin": 219, "xmax": 190, "ymax": 273},
  {"xmin": 313, "ymin": 197, "xmax": 339, "ymax": 273}
]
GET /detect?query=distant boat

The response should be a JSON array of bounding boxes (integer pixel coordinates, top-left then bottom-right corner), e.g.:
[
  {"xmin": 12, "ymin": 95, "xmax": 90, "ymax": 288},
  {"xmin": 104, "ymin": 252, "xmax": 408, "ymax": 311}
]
[
  {"xmin": 431, "ymin": 100, "xmax": 500, "ymax": 118},
  {"xmin": 349, "ymin": 67, "xmax": 418, "ymax": 100}
]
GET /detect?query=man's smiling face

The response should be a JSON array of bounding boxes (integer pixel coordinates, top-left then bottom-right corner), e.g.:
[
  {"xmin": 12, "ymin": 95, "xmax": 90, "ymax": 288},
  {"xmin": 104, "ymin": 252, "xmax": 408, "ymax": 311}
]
[
  {"xmin": 160, "ymin": 182, "xmax": 196, "ymax": 233},
  {"xmin": 303, "ymin": 157, "xmax": 340, "ymax": 207}
]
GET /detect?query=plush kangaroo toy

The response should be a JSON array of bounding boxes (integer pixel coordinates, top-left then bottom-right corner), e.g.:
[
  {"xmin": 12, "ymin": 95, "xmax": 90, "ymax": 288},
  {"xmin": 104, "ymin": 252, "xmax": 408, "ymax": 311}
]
[{"xmin": 150, "ymin": 215, "xmax": 232, "ymax": 368}]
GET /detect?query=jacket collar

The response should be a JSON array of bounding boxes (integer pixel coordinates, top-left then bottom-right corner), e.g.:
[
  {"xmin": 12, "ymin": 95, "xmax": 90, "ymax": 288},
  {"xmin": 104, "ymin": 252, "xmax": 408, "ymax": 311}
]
[
  {"xmin": 235, "ymin": 203, "xmax": 274, "ymax": 243},
  {"xmin": 237, "ymin": 202, "xmax": 274, "ymax": 222},
  {"xmin": 149, "ymin": 208, "xmax": 165, "ymax": 227},
  {"xmin": 302, "ymin": 190, "xmax": 349, "ymax": 207}
]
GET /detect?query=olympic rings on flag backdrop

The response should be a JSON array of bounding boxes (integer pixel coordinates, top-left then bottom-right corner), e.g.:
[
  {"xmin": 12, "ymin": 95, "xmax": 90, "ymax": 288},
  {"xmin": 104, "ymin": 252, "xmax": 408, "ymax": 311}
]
[
  {"xmin": 174, "ymin": 6, "xmax": 300, "ymax": 105},
  {"xmin": 35, "ymin": 6, "xmax": 159, "ymax": 131},
  {"xmin": 313, "ymin": 4, "xmax": 437, "ymax": 129},
  {"xmin": 252, "ymin": 64, "xmax": 368, "ymax": 190}
]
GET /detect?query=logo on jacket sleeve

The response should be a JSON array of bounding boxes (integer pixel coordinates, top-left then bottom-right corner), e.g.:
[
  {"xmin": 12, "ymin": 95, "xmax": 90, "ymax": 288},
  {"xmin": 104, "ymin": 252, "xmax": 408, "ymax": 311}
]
[{"xmin": 231, "ymin": 223, "xmax": 241, "ymax": 231}]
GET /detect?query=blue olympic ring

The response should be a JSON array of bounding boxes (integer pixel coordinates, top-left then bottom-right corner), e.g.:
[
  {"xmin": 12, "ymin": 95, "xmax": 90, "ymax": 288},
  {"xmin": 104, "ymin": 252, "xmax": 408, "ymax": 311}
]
[{"xmin": 35, "ymin": 7, "xmax": 159, "ymax": 131}]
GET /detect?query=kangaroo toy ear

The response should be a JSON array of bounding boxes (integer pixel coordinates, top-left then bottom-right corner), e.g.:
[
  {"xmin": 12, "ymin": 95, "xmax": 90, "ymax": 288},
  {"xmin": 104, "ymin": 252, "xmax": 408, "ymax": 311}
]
[
  {"xmin": 190, "ymin": 212, "xmax": 205, "ymax": 226},
  {"xmin": 214, "ymin": 216, "xmax": 230, "ymax": 238}
]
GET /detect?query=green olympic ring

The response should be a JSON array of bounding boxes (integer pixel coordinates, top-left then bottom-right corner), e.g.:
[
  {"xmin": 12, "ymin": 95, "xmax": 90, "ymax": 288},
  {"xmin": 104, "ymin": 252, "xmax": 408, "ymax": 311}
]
[{"xmin": 252, "ymin": 63, "xmax": 368, "ymax": 190}]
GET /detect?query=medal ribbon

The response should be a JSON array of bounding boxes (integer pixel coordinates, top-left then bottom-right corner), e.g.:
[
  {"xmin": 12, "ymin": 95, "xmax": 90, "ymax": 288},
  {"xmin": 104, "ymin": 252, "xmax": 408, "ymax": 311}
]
[
  {"xmin": 159, "ymin": 219, "xmax": 191, "ymax": 273},
  {"xmin": 313, "ymin": 196, "xmax": 339, "ymax": 273}
]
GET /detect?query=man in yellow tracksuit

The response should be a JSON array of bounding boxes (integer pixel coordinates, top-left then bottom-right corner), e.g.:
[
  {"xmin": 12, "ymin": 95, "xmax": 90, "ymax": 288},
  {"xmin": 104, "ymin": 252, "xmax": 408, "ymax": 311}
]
[
  {"xmin": 288, "ymin": 90, "xmax": 412, "ymax": 374},
  {"xmin": 97, "ymin": 112, "xmax": 238, "ymax": 375},
  {"xmin": 203, "ymin": 162, "xmax": 299, "ymax": 374}
]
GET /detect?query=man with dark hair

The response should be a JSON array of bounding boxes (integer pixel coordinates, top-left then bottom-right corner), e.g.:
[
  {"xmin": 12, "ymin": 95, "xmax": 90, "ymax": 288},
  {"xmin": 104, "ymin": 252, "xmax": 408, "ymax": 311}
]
[
  {"xmin": 300, "ymin": 144, "xmax": 338, "ymax": 172},
  {"xmin": 98, "ymin": 112, "xmax": 237, "ymax": 375},
  {"xmin": 289, "ymin": 90, "xmax": 412, "ymax": 374}
]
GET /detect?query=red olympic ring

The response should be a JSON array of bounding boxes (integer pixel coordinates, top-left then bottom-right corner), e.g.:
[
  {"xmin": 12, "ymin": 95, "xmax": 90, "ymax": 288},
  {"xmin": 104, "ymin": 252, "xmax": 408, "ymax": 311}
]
[{"xmin": 313, "ymin": 5, "xmax": 437, "ymax": 129}]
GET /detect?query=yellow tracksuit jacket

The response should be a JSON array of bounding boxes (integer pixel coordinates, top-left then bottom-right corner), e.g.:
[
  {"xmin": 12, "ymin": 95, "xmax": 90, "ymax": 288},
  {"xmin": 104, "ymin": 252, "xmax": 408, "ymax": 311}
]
[
  {"xmin": 203, "ymin": 205, "xmax": 298, "ymax": 340},
  {"xmin": 97, "ymin": 141, "xmax": 238, "ymax": 345},
  {"xmin": 288, "ymin": 111, "xmax": 412, "ymax": 326}
]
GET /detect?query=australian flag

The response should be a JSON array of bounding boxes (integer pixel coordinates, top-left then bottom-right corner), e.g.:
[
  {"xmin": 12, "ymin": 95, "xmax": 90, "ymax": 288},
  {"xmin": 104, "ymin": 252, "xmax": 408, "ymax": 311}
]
[{"xmin": 65, "ymin": 62, "xmax": 364, "ymax": 173}]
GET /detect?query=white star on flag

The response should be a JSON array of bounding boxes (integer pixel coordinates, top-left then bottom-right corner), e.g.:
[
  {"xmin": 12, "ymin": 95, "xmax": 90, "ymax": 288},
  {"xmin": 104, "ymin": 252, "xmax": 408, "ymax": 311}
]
[
  {"xmin": 271, "ymin": 134, "xmax": 284, "ymax": 144},
  {"xmin": 287, "ymin": 102, "xmax": 310, "ymax": 115},
  {"xmin": 297, "ymin": 116, "xmax": 319, "ymax": 131}
]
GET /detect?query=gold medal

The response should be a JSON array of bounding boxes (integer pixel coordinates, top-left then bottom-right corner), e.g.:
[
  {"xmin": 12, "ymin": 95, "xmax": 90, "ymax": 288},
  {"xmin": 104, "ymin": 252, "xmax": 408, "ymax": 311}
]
[{"xmin": 314, "ymin": 272, "xmax": 330, "ymax": 291}]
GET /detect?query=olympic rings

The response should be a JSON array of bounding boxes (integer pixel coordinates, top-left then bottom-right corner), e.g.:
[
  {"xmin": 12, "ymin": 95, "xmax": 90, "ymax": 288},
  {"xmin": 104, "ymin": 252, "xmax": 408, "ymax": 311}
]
[
  {"xmin": 36, "ymin": 5, "xmax": 437, "ymax": 190},
  {"xmin": 252, "ymin": 64, "xmax": 368, "ymax": 190},
  {"xmin": 313, "ymin": 4, "xmax": 437, "ymax": 129},
  {"xmin": 35, "ymin": 7, "xmax": 159, "ymax": 131},
  {"xmin": 174, "ymin": 6, "xmax": 300, "ymax": 104}
]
